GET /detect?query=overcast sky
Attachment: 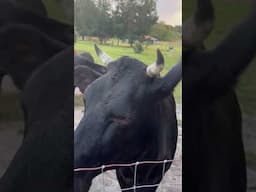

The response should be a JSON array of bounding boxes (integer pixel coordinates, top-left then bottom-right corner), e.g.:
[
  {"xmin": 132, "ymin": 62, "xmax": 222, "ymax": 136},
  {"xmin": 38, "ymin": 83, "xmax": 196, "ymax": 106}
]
[{"xmin": 157, "ymin": 0, "xmax": 181, "ymax": 26}]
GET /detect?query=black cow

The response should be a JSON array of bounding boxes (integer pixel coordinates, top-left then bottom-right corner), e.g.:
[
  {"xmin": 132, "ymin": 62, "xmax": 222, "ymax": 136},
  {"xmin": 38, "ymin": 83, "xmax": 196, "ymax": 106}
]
[
  {"xmin": 0, "ymin": 2, "xmax": 73, "ymax": 191},
  {"xmin": 0, "ymin": 0, "xmax": 72, "ymax": 92},
  {"xmin": 183, "ymin": 0, "xmax": 256, "ymax": 191},
  {"xmin": 0, "ymin": 24, "xmax": 67, "ymax": 90},
  {"xmin": 74, "ymin": 45, "xmax": 182, "ymax": 191},
  {"xmin": 0, "ymin": 1, "xmax": 73, "ymax": 44},
  {"xmin": 0, "ymin": 47, "xmax": 73, "ymax": 192},
  {"xmin": 0, "ymin": 24, "xmax": 69, "ymax": 138}
]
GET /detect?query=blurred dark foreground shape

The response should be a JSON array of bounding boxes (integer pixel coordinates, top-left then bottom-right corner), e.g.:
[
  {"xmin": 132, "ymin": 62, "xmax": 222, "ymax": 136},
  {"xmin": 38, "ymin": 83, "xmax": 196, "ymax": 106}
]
[
  {"xmin": 0, "ymin": 1, "xmax": 74, "ymax": 191},
  {"xmin": 183, "ymin": 0, "xmax": 256, "ymax": 191}
]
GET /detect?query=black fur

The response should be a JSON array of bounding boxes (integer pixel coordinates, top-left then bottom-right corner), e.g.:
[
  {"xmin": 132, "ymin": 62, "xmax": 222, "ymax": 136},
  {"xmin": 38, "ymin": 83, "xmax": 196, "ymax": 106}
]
[
  {"xmin": 0, "ymin": 47, "xmax": 73, "ymax": 192},
  {"xmin": 74, "ymin": 57, "xmax": 179, "ymax": 192},
  {"xmin": 183, "ymin": 8, "xmax": 256, "ymax": 192}
]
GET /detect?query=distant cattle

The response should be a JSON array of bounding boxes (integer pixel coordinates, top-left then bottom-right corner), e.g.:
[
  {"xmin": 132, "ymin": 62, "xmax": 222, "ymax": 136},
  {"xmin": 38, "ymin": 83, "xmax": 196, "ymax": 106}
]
[
  {"xmin": 74, "ymin": 45, "xmax": 182, "ymax": 191},
  {"xmin": 183, "ymin": 0, "xmax": 256, "ymax": 191}
]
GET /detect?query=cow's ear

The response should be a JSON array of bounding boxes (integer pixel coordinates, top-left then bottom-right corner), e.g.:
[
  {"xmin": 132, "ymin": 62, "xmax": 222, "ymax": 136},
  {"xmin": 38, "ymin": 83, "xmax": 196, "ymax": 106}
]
[
  {"xmin": 0, "ymin": 24, "xmax": 65, "ymax": 69},
  {"xmin": 75, "ymin": 55, "xmax": 107, "ymax": 75},
  {"xmin": 83, "ymin": 61, "xmax": 107, "ymax": 75},
  {"xmin": 12, "ymin": 26, "xmax": 65, "ymax": 62},
  {"xmin": 74, "ymin": 65, "xmax": 102, "ymax": 94},
  {"xmin": 0, "ymin": 24, "xmax": 66, "ymax": 89}
]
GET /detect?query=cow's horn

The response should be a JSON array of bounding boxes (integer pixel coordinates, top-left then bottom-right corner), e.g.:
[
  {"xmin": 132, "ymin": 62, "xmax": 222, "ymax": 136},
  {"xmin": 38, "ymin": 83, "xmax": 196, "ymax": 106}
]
[
  {"xmin": 94, "ymin": 44, "xmax": 113, "ymax": 65},
  {"xmin": 146, "ymin": 49, "xmax": 164, "ymax": 77},
  {"xmin": 183, "ymin": 0, "xmax": 215, "ymax": 48}
]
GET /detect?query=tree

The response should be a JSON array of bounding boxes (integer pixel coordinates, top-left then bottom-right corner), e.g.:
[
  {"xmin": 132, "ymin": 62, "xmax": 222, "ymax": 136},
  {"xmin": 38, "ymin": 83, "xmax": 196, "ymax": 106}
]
[
  {"xmin": 75, "ymin": 0, "xmax": 113, "ymax": 43},
  {"xmin": 112, "ymin": 1, "xmax": 125, "ymax": 45},
  {"xmin": 75, "ymin": 0, "xmax": 158, "ymax": 45},
  {"xmin": 75, "ymin": 0, "xmax": 99, "ymax": 39},
  {"xmin": 150, "ymin": 22, "xmax": 181, "ymax": 41},
  {"xmin": 94, "ymin": 0, "xmax": 113, "ymax": 44},
  {"xmin": 113, "ymin": 0, "xmax": 158, "ymax": 46}
]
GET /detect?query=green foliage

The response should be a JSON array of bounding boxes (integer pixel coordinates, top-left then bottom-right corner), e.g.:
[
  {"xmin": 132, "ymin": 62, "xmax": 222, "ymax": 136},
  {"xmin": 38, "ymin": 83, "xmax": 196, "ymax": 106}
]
[
  {"xmin": 133, "ymin": 41, "xmax": 144, "ymax": 53},
  {"xmin": 75, "ymin": 0, "xmax": 100, "ymax": 37},
  {"xmin": 113, "ymin": 0, "xmax": 158, "ymax": 45},
  {"xmin": 75, "ymin": 0, "xmax": 113, "ymax": 42},
  {"xmin": 43, "ymin": 0, "xmax": 71, "ymax": 23},
  {"xmin": 150, "ymin": 22, "xmax": 181, "ymax": 41},
  {"xmin": 75, "ymin": 0, "xmax": 158, "ymax": 44},
  {"xmin": 95, "ymin": 0, "xmax": 113, "ymax": 43}
]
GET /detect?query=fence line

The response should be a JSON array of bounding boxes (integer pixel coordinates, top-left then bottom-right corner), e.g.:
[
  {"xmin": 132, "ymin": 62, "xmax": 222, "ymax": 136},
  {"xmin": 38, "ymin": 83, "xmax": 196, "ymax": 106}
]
[
  {"xmin": 74, "ymin": 159, "xmax": 181, "ymax": 191},
  {"xmin": 74, "ymin": 159, "xmax": 179, "ymax": 172}
]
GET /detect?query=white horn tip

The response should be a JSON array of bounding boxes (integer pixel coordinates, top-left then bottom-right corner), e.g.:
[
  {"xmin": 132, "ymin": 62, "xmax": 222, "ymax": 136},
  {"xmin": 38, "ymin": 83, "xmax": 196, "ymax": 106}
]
[{"xmin": 146, "ymin": 63, "xmax": 164, "ymax": 77}]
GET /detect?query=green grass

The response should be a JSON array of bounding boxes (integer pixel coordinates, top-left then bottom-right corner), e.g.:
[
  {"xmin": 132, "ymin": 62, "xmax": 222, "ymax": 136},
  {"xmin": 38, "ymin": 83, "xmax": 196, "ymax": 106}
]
[
  {"xmin": 75, "ymin": 40, "xmax": 182, "ymax": 103},
  {"xmin": 184, "ymin": 0, "xmax": 256, "ymax": 115},
  {"xmin": 42, "ymin": 0, "xmax": 70, "ymax": 24}
]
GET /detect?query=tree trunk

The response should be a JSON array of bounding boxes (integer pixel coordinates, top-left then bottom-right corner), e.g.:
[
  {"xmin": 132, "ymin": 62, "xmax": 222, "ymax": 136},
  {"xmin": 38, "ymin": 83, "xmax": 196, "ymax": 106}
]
[
  {"xmin": 99, "ymin": 38, "xmax": 103, "ymax": 45},
  {"xmin": 129, "ymin": 39, "xmax": 134, "ymax": 47}
]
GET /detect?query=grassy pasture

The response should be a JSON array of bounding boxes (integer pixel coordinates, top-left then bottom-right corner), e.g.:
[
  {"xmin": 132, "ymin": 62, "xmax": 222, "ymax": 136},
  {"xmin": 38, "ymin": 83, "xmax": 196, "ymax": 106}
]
[{"xmin": 75, "ymin": 40, "xmax": 182, "ymax": 103}]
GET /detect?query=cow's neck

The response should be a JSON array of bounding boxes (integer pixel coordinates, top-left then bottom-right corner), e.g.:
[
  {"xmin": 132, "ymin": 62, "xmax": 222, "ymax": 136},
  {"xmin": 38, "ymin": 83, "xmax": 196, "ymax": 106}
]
[{"xmin": 140, "ymin": 97, "xmax": 176, "ymax": 160}]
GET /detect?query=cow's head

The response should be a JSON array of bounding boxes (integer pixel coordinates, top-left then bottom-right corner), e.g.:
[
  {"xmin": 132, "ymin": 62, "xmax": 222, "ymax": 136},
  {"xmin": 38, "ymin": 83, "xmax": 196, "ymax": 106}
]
[
  {"xmin": 0, "ymin": 24, "xmax": 65, "ymax": 89},
  {"xmin": 74, "ymin": 45, "xmax": 181, "ymax": 171}
]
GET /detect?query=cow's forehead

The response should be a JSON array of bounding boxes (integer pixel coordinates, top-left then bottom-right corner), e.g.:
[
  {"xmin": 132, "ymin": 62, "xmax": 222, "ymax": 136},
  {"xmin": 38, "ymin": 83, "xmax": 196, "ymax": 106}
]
[
  {"xmin": 108, "ymin": 56, "xmax": 146, "ymax": 73},
  {"xmin": 86, "ymin": 63, "xmax": 148, "ymax": 97},
  {"xmin": 85, "ymin": 57, "xmax": 150, "ymax": 99}
]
